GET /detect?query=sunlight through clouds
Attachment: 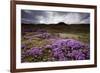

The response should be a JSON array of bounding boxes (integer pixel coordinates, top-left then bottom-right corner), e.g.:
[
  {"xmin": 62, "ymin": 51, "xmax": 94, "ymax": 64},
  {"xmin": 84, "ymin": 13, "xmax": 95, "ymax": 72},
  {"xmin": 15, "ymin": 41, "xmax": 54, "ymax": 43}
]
[{"xmin": 21, "ymin": 10, "xmax": 90, "ymax": 24}]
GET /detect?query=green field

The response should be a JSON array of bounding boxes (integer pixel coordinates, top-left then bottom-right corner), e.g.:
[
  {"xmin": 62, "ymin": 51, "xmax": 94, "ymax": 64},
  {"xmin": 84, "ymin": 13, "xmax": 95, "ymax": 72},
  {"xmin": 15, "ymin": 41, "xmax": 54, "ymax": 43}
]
[{"xmin": 21, "ymin": 23, "xmax": 90, "ymax": 49}]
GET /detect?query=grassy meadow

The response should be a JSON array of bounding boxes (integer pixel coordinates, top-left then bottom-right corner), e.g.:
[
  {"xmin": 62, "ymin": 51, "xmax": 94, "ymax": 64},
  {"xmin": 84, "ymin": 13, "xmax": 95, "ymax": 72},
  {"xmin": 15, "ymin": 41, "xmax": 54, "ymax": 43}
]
[{"xmin": 21, "ymin": 23, "xmax": 90, "ymax": 62}]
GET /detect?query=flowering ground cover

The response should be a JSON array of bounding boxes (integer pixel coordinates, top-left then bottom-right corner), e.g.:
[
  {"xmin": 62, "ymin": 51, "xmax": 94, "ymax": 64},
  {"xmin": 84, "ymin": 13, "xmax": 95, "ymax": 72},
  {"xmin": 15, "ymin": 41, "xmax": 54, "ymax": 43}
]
[{"xmin": 21, "ymin": 24, "xmax": 90, "ymax": 62}]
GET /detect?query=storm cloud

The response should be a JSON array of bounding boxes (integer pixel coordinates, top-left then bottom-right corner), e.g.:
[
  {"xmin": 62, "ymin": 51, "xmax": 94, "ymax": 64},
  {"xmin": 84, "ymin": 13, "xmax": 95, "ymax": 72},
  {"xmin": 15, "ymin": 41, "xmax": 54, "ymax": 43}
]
[{"xmin": 21, "ymin": 9, "xmax": 90, "ymax": 24}]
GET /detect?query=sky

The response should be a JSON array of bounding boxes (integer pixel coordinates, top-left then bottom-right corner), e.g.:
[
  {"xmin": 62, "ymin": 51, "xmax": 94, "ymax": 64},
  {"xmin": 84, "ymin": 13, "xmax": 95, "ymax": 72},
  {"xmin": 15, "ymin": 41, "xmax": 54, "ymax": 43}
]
[{"xmin": 21, "ymin": 9, "xmax": 90, "ymax": 24}]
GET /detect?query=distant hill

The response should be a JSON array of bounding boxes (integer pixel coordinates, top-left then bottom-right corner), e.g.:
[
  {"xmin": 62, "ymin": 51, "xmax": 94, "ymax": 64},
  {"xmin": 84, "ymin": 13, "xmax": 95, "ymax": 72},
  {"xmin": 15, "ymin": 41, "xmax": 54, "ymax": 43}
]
[{"xmin": 21, "ymin": 23, "xmax": 90, "ymax": 33}]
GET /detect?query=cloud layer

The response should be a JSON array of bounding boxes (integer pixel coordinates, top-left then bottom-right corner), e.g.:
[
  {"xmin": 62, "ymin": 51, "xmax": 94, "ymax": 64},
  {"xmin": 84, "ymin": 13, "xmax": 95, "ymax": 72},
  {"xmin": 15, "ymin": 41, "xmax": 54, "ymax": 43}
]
[{"xmin": 21, "ymin": 10, "xmax": 90, "ymax": 24}]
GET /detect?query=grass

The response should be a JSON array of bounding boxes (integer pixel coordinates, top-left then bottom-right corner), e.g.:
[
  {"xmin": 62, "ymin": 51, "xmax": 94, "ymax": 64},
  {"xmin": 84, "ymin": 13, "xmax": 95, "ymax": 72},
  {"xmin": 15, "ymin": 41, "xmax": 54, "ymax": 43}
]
[
  {"xmin": 21, "ymin": 23, "xmax": 90, "ymax": 62},
  {"xmin": 21, "ymin": 23, "xmax": 90, "ymax": 49}
]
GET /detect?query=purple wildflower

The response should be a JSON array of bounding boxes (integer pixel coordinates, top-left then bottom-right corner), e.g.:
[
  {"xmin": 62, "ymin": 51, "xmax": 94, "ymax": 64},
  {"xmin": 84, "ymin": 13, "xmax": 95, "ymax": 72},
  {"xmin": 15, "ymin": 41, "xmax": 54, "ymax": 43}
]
[
  {"xmin": 25, "ymin": 47, "xmax": 43, "ymax": 56},
  {"xmin": 71, "ymin": 50, "xmax": 85, "ymax": 60}
]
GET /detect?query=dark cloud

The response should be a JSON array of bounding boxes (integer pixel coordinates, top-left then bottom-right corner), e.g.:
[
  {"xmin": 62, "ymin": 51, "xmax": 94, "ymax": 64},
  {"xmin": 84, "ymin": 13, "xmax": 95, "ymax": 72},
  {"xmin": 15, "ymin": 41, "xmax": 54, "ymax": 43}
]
[{"xmin": 21, "ymin": 9, "xmax": 90, "ymax": 24}]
